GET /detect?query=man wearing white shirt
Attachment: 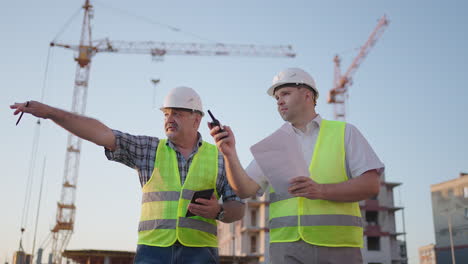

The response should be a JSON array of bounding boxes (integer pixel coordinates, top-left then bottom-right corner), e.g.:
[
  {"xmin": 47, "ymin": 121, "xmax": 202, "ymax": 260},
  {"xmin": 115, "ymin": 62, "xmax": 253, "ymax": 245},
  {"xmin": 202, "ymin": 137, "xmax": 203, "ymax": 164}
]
[{"xmin": 209, "ymin": 67, "xmax": 384, "ymax": 264}]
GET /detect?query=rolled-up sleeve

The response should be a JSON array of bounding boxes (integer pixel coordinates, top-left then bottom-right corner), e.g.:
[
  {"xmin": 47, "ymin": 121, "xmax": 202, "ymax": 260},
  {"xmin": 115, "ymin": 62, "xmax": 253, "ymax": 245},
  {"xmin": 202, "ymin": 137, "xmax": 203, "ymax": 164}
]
[
  {"xmin": 345, "ymin": 124, "xmax": 385, "ymax": 178},
  {"xmin": 104, "ymin": 130, "xmax": 160, "ymax": 186},
  {"xmin": 217, "ymin": 152, "xmax": 244, "ymax": 204}
]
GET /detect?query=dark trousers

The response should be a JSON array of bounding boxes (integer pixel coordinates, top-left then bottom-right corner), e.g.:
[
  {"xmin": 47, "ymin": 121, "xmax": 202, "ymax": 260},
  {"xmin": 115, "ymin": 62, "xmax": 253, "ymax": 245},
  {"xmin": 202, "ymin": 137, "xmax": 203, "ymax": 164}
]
[{"xmin": 134, "ymin": 243, "xmax": 219, "ymax": 264}]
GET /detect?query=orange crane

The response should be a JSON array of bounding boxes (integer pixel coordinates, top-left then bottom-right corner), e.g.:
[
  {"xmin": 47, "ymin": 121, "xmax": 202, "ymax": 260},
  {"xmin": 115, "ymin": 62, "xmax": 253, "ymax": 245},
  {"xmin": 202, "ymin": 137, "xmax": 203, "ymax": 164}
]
[
  {"xmin": 45, "ymin": 1, "xmax": 295, "ymax": 263},
  {"xmin": 327, "ymin": 15, "xmax": 389, "ymax": 120}
]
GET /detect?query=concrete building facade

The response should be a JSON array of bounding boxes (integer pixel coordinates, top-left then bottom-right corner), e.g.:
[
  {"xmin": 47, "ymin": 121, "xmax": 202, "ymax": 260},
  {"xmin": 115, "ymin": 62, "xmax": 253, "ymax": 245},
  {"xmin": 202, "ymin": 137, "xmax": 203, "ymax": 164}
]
[
  {"xmin": 430, "ymin": 173, "xmax": 468, "ymax": 264},
  {"xmin": 218, "ymin": 194, "xmax": 270, "ymax": 263},
  {"xmin": 12, "ymin": 251, "xmax": 31, "ymax": 264},
  {"xmin": 62, "ymin": 249, "xmax": 135, "ymax": 264},
  {"xmin": 360, "ymin": 173, "xmax": 407, "ymax": 264},
  {"xmin": 418, "ymin": 244, "xmax": 437, "ymax": 264},
  {"xmin": 218, "ymin": 173, "xmax": 406, "ymax": 264}
]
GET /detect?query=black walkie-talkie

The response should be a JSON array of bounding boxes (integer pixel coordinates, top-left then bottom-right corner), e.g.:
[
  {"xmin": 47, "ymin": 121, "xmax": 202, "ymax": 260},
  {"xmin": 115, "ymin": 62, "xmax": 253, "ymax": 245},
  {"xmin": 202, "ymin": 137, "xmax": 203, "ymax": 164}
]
[
  {"xmin": 208, "ymin": 110, "xmax": 228, "ymax": 140},
  {"xmin": 208, "ymin": 110, "xmax": 224, "ymax": 132}
]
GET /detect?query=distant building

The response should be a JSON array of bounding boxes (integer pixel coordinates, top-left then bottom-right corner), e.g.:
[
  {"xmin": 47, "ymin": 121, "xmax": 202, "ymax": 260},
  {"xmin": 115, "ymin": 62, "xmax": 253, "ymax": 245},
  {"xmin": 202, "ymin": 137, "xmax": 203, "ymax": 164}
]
[
  {"xmin": 218, "ymin": 194, "xmax": 269, "ymax": 263},
  {"xmin": 419, "ymin": 244, "xmax": 437, "ymax": 264},
  {"xmin": 430, "ymin": 172, "xmax": 468, "ymax": 263},
  {"xmin": 360, "ymin": 173, "xmax": 407, "ymax": 264},
  {"xmin": 12, "ymin": 251, "xmax": 31, "ymax": 264},
  {"xmin": 218, "ymin": 173, "xmax": 406, "ymax": 264},
  {"xmin": 62, "ymin": 249, "xmax": 134, "ymax": 264}
]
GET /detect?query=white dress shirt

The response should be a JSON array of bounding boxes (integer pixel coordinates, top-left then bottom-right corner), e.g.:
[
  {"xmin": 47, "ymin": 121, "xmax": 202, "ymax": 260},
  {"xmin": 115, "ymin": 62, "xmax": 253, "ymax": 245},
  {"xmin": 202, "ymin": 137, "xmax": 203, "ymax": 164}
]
[{"xmin": 246, "ymin": 114, "xmax": 385, "ymax": 195}]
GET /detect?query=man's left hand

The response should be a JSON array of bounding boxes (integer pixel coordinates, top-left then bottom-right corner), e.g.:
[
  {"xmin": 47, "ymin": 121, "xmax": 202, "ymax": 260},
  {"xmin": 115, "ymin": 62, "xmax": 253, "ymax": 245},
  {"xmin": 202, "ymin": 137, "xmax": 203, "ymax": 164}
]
[
  {"xmin": 187, "ymin": 195, "xmax": 220, "ymax": 219},
  {"xmin": 288, "ymin": 176, "xmax": 323, "ymax": 199}
]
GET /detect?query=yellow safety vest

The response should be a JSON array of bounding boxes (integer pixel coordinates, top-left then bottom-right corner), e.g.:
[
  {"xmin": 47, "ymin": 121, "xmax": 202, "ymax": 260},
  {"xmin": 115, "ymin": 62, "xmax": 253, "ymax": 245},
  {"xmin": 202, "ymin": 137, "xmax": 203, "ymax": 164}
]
[
  {"xmin": 269, "ymin": 119, "xmax": 363, "ymax": 247},
  {"xmin": 138, "ymin": 139, "xmax": 219, "ymax": 247}
]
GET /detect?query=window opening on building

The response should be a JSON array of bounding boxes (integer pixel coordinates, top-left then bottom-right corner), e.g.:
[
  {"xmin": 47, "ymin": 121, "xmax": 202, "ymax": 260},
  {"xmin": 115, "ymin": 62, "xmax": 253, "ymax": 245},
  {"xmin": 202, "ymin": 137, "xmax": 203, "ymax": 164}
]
[
  {"xmin": 366, "ymin": 211, "xmax": 378, "ymax": 225},
  {"xmin": 250, "ymin": 236, "xmax": 257, "ymax": 253},
  {"xmin": 367, "ymin": 236, "xmax": 381, "ymax": 251},
  {"xmin": 251, "ymin": 210, "xmax": 257, "ymax": 227}
]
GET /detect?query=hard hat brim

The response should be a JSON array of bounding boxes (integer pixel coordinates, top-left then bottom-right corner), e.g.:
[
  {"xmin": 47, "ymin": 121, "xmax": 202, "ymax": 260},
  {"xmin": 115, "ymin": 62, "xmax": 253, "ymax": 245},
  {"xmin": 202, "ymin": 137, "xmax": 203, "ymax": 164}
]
[
  {"xmin": 267, "ymin": 82, "xmax": 319, "ymax": 99},
  {"xmin": 160, "ymin": 106, "xmax": 204, "ymax": 116}
]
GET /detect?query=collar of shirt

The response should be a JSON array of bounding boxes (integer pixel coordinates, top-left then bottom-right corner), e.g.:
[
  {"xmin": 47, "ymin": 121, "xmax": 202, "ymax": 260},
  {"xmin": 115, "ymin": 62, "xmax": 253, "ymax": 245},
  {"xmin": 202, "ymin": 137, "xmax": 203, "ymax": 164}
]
[
  {"xmin": 290, "ymin": 114, "xmax": 322, "ymax": 137},
  {"xmin": 166, "ymin": 132, "xmax": 204, "ymax": 156},
  {"xmin": 288, "ymin": 114, "xmax": 322, "ymax": 164}
]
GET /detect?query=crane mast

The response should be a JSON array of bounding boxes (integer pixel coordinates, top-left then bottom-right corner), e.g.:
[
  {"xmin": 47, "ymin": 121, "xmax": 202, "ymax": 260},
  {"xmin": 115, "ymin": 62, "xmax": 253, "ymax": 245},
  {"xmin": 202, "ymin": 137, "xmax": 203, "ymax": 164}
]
[
  {"xmin": 328, "ymin": 15, "xmax": 388, "ymax": 120},
  {"xmin": 50, "ymin": 1, "xmax": 92, "ymax": 263},
  {"xmin": 48, "ymin": 1, "xmax": 295, "ymax": 263}
]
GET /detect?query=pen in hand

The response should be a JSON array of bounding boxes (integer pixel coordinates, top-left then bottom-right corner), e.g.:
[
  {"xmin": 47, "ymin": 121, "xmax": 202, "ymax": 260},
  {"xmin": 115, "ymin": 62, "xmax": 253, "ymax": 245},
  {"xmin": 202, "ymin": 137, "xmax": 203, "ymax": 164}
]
[{"xmin": 15, "ymin": 101, "xmax": 29, "ymax": 126}]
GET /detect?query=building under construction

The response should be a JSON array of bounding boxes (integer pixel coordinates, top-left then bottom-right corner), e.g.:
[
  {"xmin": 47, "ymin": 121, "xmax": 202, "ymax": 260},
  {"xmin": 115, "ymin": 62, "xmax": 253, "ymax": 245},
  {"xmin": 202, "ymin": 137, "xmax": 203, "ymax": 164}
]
[
  {"xmin": 218, "ymin": 194, "xmax": 269, "ymax": 263},
  {"xmin": 418, "ymin": 173, "xmax": 468, "ymax": 264},
  {"xmin": 218, "ymin": 172, "xmax": 407, "ymax": 264},
  {"xmin": 360, "ymin": 173, "xmax": 407, "ymax": 264}
]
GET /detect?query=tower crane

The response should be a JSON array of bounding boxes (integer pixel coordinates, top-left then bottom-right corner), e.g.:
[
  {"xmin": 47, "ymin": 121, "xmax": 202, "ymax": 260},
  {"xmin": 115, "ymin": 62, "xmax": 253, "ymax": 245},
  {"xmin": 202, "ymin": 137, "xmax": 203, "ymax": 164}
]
[
  {"xmin": 46, "ymin": 1, "xmax": 295, "ymax": 263},
  {"xmin": 327, "ymin": 15, "xmax": 388, "ymax": 120}
]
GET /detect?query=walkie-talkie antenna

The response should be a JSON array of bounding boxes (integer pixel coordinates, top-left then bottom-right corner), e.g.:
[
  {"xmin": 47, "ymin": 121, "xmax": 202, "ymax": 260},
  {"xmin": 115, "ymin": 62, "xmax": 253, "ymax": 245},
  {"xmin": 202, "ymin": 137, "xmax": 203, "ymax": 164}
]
[
  {"xmin": 207, "ymin": 110, "xmax": 218, "ymax": 124},
  {"xmin": 207, "ymin": 110, "xmax": 225, "ymax": 133}
]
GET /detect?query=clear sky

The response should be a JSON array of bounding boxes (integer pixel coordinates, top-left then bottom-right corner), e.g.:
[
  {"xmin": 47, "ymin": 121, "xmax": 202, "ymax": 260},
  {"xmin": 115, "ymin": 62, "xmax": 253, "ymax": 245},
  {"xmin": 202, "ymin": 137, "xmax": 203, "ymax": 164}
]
[{"xmin": 1, "ymin": 0, "xmax": 467, "ymax": 263}]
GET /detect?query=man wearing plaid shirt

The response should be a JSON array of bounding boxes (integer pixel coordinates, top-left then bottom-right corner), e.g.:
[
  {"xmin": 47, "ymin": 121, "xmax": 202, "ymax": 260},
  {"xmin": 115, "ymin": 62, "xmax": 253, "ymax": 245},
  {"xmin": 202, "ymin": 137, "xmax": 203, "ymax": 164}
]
[{"xmin": 11, "ymin": 86, "xmax": 245, "ymax": 264}]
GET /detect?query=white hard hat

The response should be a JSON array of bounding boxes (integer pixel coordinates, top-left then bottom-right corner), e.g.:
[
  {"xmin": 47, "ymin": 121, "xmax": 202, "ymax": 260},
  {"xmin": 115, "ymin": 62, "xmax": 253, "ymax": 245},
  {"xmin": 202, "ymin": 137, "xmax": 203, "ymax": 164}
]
[
  {"xmin": 267, "ymin": 67, "xmax": 319, "ymax": 99},
  {"xmin": 160, "ymin": 86, "xmax": 204, "ymax": 116}
]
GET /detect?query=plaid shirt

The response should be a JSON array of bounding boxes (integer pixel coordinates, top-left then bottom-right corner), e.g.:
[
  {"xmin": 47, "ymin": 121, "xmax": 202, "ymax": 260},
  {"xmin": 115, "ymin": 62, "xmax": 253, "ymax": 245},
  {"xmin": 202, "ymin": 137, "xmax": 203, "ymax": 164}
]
[{"xmin": 105, "ymin": 130, "xmax": 243, "ymax": 203}]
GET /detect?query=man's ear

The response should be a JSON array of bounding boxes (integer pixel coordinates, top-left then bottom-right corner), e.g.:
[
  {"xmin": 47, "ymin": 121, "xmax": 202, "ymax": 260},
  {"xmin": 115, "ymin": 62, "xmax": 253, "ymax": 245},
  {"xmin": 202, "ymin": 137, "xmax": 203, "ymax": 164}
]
[
  {"xmin": 312, "ymin": 93, "xmax": 317, "ymax": 106},
  {"xmin": 193, "ymin": 113, "xmax": 202, "ymax": 128},
  {"xmin": 303, "ymin": 88, "xmax": 314, "ymax": 100},
  {"xmin": 303, "ymin": 88, "xmax": 317, "ymax": 106}
]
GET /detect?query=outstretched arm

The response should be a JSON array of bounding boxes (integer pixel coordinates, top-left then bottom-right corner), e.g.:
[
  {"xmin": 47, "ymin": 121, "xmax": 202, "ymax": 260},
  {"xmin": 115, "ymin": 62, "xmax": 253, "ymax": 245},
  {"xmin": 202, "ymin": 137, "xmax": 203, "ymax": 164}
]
[
  {"xmin": 209, "ymin": 124, "xmax": 260, "ymax": 199},
  {"xmin": 11, "ymin": 101, "xmax": 116, "ymax": 150}
]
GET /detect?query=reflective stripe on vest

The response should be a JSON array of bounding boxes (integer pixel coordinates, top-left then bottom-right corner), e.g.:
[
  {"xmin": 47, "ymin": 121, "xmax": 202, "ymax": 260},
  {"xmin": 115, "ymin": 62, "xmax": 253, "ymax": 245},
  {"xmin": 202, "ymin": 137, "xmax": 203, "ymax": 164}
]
[
  {"xmin": 269, "ymin": 215, "xmax": 363, "ymax": 229},
  {"xmin": 139, "ymin": 218, "xmax": 218, "ymax": 235},
  {"xmin": 269, "ymin": 120, "xmax": 363, "ymax": 247},
  {"xmin": 138, "ymin": 139, "xmax": 219, "ymax": 247},
  {"xmin": 142, "ymin": 189, "xmax": 199, "ymax": 203}
]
